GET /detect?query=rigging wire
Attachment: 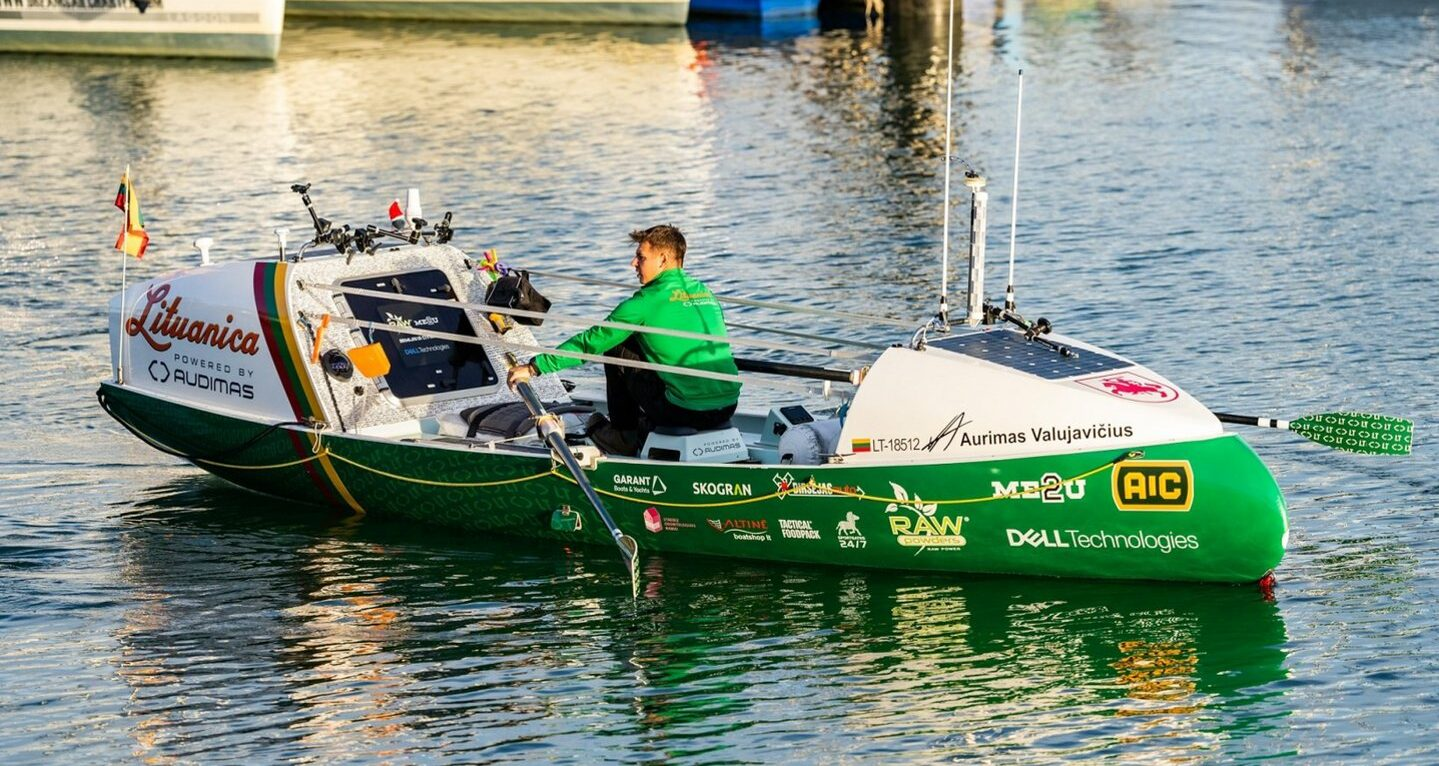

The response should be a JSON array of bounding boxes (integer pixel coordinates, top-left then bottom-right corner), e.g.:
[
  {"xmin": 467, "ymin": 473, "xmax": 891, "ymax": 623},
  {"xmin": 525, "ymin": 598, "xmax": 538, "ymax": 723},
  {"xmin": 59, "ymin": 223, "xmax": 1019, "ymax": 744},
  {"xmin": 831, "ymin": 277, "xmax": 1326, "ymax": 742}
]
[
  {"xmin": 1005, "ymin": 69, "xmax": 1025, "ymax": 311},
  {"xmin": 937, "ymin": 0, "xmax": 958, "ymax": 329}
]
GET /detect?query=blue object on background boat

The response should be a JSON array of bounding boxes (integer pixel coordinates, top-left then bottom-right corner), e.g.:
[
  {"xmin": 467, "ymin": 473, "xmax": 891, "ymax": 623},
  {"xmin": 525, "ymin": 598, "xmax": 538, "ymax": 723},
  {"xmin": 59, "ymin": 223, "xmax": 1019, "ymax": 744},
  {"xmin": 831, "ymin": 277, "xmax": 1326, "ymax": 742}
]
[
  {"xmin": 690, "ymin": 0, "xmax": 817, "ymax": 20},
  {"xmin": 687, "ymin": 14, "xmax": 820, "ymax": 39}
]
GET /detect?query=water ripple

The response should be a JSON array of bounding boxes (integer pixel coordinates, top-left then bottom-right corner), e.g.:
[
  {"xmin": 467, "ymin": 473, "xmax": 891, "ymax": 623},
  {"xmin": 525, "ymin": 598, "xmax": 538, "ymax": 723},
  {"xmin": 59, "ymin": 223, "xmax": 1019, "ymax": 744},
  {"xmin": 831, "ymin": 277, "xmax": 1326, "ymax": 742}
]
[{"xmin": 3, "ymin": 1, "xmax": 1439, "ymax": 761}]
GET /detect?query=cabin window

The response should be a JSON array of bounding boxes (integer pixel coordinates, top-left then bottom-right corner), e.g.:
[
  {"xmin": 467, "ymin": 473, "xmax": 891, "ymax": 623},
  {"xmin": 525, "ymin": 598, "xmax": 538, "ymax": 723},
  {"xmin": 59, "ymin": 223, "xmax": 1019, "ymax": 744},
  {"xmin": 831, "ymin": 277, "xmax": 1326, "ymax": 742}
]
[{"xmin": 340, "ymin": 269, "xmax": 498, "ymax": 399}]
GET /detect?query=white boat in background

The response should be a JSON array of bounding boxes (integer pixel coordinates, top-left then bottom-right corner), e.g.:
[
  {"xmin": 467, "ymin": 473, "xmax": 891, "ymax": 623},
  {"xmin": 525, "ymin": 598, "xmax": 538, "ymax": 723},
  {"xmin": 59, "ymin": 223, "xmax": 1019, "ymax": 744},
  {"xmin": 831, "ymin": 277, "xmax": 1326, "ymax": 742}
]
[
  {"xmin": 0, "ymin": 0, "xmax": 285, "ymax": 60},
  {"xmin": 287, "ymin": 0, "xmax": 687, "ymax": 26}
]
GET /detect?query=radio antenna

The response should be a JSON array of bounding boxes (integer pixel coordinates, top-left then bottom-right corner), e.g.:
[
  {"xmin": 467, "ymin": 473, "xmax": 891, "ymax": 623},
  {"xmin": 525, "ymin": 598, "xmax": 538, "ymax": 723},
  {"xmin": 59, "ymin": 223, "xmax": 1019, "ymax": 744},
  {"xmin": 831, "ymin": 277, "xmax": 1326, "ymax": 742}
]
[
  {"xmin": 936, "ymin": 0, "xmax": 958, "ymax": 331},
  {"xmin": 1004, "ymin": 69, "xmax": 1024, "ymax": 311}
]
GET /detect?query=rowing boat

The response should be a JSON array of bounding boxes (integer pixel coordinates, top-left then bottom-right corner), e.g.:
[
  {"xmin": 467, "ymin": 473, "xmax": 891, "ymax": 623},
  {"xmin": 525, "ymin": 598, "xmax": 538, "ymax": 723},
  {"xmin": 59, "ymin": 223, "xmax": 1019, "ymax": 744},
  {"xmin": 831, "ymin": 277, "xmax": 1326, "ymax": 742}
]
[
  {"xmin": 0, "ymin": 0, "xmax": 285, "ymax": 60},
  {"xmin": 97, "ymin": 177, "xmax": 1411, "ymax": 584},
  {"xmin": 285, "ymin": 0, "xmax": 688, "ymax": 26}
]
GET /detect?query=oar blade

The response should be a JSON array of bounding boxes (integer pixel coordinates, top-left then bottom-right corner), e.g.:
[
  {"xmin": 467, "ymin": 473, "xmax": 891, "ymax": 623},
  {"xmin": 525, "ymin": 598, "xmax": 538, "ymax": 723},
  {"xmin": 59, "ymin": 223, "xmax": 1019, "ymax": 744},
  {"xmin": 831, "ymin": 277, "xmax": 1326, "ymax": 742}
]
[
  {"xmin": 619, "ymin": 534, "xmax": 640, "ymax": 599},
  {"xmin": 1289, "ymin": 412, "xmax": 1414, "ymax": 455}
]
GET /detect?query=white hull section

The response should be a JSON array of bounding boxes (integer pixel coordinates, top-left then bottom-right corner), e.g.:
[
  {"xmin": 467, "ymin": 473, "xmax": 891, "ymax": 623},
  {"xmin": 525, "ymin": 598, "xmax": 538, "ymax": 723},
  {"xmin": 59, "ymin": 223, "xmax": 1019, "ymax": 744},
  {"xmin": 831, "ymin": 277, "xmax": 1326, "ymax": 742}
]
[
  {"xmin": 0, "ymin": 0, "xmax": 285, "ymax": 60},
  {"xmin": 836, "ymin": 328, "xmax": 1222, "ymax": 464},
  {"xmin": 286, "ymin": 0, "xmax": 688, "ymax": 26}
]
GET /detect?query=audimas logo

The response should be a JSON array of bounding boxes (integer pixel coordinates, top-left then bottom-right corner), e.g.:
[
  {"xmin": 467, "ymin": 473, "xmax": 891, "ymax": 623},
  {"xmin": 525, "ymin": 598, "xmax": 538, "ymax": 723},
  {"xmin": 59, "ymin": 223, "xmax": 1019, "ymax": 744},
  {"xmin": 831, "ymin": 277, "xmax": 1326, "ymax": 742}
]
[
  {"xmin": 146, "ymin": 357, "xmax": 255, "ymax": 400},
  {"xmin": 691, "ymin": 435, "xmax": 744, "ymax": 458},
  {"xmin": 1112, "ymin": 460, "xmax": 1193, "ymax": 511}
]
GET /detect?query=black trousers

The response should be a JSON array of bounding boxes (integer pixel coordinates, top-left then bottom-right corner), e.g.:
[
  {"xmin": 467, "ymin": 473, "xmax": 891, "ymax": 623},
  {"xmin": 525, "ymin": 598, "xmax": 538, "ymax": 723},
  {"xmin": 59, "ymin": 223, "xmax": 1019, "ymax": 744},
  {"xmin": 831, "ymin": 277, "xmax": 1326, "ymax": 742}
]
[{"xmin": 604, "ymin": 337, "xmax": 736, "ymax": 432}]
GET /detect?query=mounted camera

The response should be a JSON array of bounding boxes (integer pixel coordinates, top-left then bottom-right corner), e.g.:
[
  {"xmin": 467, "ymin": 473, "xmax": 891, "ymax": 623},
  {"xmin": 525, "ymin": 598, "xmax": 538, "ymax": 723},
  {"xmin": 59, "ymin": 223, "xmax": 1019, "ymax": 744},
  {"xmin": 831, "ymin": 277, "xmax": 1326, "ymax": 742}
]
[{"xmin": 434, "ymin": 211, "xmax": 454, "ymax": 244}]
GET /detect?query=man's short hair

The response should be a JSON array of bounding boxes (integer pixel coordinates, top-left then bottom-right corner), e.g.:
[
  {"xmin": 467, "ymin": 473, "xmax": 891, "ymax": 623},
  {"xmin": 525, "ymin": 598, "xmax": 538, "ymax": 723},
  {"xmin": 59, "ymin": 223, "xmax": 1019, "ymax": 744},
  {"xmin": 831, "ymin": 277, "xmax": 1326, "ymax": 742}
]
[{"xmin": 629, "ymin": 224, "xmax": 686, "ymax": 264}]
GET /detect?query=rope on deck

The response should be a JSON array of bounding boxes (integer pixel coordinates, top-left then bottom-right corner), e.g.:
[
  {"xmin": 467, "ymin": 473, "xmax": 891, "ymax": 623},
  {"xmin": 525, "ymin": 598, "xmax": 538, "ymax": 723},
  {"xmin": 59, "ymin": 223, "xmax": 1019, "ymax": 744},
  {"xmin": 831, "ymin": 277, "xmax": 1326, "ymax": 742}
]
[{"xmin": 102, "ymin": 387, "xmax": 1139, "ymax": 507}]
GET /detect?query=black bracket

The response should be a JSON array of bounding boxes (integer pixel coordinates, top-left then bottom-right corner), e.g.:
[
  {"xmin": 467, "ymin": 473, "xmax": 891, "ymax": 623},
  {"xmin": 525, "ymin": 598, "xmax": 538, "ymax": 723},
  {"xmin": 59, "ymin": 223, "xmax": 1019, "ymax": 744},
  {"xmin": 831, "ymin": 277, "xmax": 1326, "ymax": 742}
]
[{"xmin": 986, "ymin": 303, "xmax": 1078, "ymax": 358}]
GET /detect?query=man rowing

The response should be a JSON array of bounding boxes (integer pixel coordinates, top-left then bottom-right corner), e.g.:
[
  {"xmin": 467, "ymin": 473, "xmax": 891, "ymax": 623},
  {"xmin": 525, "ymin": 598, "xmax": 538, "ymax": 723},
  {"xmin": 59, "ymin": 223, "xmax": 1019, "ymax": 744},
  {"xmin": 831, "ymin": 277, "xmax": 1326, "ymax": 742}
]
[{"xmin": 507, "ymin": 225, "xmax": 740, "ymax": 456}]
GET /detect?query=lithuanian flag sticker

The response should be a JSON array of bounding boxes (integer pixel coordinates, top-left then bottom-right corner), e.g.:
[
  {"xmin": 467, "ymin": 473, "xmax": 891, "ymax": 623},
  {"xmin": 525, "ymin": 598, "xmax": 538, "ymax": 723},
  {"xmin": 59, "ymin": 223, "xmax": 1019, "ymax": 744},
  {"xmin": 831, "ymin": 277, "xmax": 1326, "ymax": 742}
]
[{"xmin": 852, "ymin": 438, "xmax": 872, "ymax": 453}]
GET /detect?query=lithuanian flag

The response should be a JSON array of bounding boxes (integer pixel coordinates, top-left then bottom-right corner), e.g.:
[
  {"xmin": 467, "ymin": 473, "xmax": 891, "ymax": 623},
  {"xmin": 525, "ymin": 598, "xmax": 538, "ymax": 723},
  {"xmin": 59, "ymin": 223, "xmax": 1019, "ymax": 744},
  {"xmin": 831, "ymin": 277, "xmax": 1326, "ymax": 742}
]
[
  {"xmin": 113, "ymin": 170, "xmax": 149, "ymax": 259},
  {"xmin": 852, "ymin": 438, "xmax": 872, "ymax": 453}
]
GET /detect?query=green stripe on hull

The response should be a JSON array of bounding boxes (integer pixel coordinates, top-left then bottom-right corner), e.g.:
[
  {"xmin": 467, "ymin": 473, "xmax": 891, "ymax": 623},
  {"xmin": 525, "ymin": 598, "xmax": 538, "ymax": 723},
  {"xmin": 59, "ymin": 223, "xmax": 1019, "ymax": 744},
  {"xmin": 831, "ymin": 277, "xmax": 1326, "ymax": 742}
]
[
  {"xmin": 252, "ymin": 262, "xmax": 322, "ymax": 422},
  {"xmin": 0, "ymin": 30, "xmax": 280, "ymax": 60},
  {"xmin": 287, "ymin": 0, "xmax": 688, "ymax": 25},
  {"xmin": 99, "ymin": 383, "xmax": 1288, "ymax": 583}
]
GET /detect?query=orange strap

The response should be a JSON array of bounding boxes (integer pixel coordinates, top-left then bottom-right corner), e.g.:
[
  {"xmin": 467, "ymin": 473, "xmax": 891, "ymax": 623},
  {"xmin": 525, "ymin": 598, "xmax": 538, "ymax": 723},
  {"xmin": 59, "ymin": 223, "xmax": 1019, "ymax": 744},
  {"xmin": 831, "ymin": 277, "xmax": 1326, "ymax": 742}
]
[{"xmin": 309, "ymin": 314, "xmax": 331, "ymax": 363}]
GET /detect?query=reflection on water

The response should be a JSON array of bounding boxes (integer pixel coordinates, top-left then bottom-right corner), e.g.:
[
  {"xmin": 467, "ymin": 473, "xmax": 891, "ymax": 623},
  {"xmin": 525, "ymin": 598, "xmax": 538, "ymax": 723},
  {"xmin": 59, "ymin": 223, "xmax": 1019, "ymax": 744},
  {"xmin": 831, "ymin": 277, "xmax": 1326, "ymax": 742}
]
[{"xmin": 104, "ymin": 477, "xmax": 1290, "ymax": 760}]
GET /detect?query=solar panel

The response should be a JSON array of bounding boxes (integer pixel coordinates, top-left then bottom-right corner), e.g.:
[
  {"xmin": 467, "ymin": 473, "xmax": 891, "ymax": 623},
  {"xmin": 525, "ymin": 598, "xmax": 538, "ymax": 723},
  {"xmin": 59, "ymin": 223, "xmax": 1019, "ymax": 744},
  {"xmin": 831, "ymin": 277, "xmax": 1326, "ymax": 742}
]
[{"xmin": 927, "ymin": 330, "xmax": 1129, "ymax": 380}]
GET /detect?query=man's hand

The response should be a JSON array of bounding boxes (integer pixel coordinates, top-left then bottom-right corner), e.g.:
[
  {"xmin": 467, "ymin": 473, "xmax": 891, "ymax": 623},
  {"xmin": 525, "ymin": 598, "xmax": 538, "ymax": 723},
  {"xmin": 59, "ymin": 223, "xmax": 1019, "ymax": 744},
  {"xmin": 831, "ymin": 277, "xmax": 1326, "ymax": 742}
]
[{"xmin": 507, "ymin": 362, "xmax": 536, "ymax": 389}]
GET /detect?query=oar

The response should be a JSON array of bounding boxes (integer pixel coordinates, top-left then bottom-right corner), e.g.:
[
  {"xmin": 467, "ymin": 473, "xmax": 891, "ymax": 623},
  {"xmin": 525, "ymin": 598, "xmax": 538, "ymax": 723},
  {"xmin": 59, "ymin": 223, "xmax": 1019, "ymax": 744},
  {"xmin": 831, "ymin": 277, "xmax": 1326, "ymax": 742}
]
[
  {"xmin": 504, "ymin": 353, "xmax": 640, "ymax": 592},
  {"xmin": 735, "ymin": 357, "xmax": 866, "ymax": 384},
  {"xmin": 1214, "ymin": 411, "xmax": 1413, "ymax": 455},
  {"xmin": 315, "ymin": 281, "xmax": 870, "ymax": 359},
  {"xmin": 524, "ymin": 268, "xmax": 920, "ymax": 329},
  {"xmin": 319, "ymin": 312, "xmax": 823, "ymax": 395}
]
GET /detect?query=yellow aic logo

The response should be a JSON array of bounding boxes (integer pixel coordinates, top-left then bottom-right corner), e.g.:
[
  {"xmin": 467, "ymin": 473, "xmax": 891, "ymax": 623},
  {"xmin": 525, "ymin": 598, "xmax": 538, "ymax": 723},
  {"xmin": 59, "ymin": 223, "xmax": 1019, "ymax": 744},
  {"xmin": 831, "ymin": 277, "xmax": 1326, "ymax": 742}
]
[{"xmin": 1112, "ymin": 460, "xmax": 1193, "ymax": 511}]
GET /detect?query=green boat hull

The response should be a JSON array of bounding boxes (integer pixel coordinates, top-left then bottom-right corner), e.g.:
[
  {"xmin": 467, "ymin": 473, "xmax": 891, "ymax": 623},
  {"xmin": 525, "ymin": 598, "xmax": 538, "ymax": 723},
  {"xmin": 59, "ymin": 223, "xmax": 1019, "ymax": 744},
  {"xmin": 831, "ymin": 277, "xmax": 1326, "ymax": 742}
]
[{"xmin": 100, "ymin": 382, "xmax": 1288, "ymax": 583}]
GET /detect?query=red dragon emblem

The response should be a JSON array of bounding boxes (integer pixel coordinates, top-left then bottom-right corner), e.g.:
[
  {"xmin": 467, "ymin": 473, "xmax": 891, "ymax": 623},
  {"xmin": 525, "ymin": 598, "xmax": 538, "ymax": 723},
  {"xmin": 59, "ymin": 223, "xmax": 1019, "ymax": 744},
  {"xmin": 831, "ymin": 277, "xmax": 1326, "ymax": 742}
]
[{"xmin": 1076, "ymin": 372, "xmax": 1179, "ymax": 403}]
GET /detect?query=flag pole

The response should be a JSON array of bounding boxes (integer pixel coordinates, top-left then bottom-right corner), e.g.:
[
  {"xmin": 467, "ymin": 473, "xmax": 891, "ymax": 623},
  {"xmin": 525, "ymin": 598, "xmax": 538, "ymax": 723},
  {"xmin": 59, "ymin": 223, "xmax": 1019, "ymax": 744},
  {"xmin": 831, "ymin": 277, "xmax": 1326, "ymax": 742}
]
[{"xmin": 118, "ymin": 164, "xmax": 130, "ymax": 385}]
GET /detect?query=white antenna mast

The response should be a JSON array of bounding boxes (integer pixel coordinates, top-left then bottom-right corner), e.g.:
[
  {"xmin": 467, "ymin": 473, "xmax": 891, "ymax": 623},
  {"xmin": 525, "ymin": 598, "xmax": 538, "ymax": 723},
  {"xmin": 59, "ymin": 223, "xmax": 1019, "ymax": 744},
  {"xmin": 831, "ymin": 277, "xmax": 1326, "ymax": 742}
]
[
  {"xmin": 936, "ymin": 0, "xmax": 958, "ymax": 330},
  {"xmin": 1005, "ymin": 69, "xmax": 1024, "ymax": 311}
]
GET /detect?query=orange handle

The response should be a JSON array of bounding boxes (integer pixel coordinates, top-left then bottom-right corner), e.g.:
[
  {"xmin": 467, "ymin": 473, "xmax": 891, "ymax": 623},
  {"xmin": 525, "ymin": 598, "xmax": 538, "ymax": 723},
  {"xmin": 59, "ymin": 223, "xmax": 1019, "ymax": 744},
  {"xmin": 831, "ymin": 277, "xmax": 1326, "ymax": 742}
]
[{"xmin": 309, "ymin": 314, "xmax": 331, "ymax": 363}]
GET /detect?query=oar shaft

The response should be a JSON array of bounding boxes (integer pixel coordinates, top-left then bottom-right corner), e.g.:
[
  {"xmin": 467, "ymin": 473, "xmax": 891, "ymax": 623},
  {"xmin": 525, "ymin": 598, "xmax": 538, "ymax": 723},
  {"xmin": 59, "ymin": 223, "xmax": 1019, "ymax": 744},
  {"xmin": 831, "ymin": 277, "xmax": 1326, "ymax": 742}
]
[
  {"xmin": 519, "ymin": 387, "xmax": 625, "ymax": 540},
  {"xmin": 726, "ymin": 320, "xmax": 887, "ymax": 350},
  {"xmin": 322, "ymin": 313, "xmax": 829, "ymax": 395},
  {"xmin": 506, "ymin": 355, "xmax": 636, "ymax": 573},
  {"xmin": 526, "ymin": 268, "xmax": 919, "ymax": 329},
  {"xmin": 316, "ymin": 282, "xmax": 868, "ymax": 360},
  {"xmin": 1214, "ymin": 413, "xmax": 1289, "ymax": 429},
  {"xmin": 736, "ymin": 357, "xmax": 864, "ymax": 384}
]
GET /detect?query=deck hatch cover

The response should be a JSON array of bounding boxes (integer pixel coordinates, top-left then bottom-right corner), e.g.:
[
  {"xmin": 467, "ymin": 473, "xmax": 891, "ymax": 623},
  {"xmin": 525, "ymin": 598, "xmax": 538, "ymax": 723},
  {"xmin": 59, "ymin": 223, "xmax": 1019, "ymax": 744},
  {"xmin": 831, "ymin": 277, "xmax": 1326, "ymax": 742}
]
[
  {"xmin": 340, "ymin": 269, "xmax": 498, "ymax": 399},
  {"xmin": 927, "ymin": 330, "xmax": 1129, "ymax": 380}
]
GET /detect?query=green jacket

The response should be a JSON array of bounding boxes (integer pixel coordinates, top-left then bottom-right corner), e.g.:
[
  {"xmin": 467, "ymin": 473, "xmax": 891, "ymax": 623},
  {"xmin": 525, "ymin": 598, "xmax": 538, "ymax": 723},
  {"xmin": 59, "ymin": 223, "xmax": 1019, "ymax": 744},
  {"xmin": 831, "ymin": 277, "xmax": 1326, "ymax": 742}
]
[{"xmin": 531, "ymin": 268, "xmax": 741, "ymax": 410}]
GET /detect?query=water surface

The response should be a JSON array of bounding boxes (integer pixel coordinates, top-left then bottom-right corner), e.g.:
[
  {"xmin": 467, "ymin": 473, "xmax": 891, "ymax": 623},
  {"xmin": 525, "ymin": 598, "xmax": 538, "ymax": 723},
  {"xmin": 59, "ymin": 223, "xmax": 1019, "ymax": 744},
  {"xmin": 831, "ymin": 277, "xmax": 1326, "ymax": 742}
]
[{"xmin": 2, "ymin": 1, "xmax": 1437, "ymax": 761}]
